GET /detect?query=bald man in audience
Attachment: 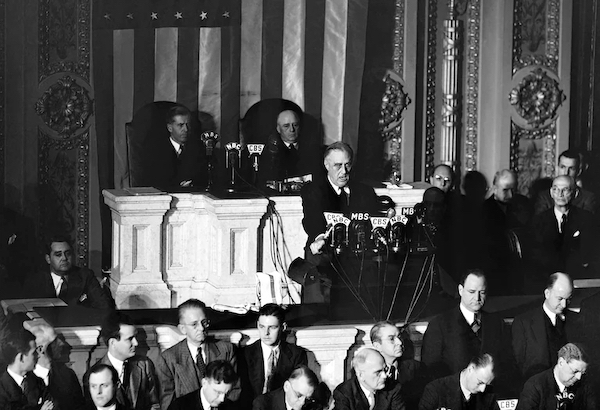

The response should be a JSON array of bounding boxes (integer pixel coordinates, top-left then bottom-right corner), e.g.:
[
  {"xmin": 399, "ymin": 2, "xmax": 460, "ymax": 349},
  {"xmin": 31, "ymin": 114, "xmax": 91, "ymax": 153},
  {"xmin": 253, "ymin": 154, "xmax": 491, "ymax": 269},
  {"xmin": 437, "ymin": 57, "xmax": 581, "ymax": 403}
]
[
  {"xmin": 333, "ymin": 348, "xmax": 405, "ymax": 410},
  {"xmin": 155, "ymin": 299, "xmax": 238, "ymax": 409},
  {"xmin": 482, "ymin": 169, "xmax": 532, "ymax": 294},
  {"xmin": 516, "ymin": 343, "xmax": 596, "ymax": 410},
  {"xmin": 370, "ymin": 321, "xmax": 426, "ymax": 409},
  {"xmin": 534, "ymin": 150, "xmax": 597, "ymax": 215},
  {"xmin": 512, "ymin": 272, "xmax": 576, "ymax": 382},
  {"xmin": 429, "ymin": 165, "xmax": 454, "ymax": 194},
  {"xmin": 29, "ymin": 323, "xmax": 85, "ymax": 410},
  {"xmin": 530, "ymin": 175, "xmax": 599, "ymax": 278},
  {"xmin": 252, "ymin": 365, "xmax": 317, "ymax": 410},
  {"xmin": 419, "ymin": 353, "xmax": 499, "ymax": 410},
  {"xmin": 421, "ymin": 270, "xmax": 508, "ymax": 382}
]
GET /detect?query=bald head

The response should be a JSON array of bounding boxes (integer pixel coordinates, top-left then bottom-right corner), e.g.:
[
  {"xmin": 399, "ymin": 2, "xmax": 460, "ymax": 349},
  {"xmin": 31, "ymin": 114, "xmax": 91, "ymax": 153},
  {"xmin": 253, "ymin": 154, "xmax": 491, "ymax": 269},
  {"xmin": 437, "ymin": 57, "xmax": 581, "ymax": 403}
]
[
  {"xmin": 430, "ymin": 165, "xmax": 453, "ymax": 193},
  {"xmin": 493, "ymin": 169, "xmax": 517, "ymax": 204},
  {"xmin": 544, "ymin": 272, "xmax": 573, "ymax": 315},
  {"xmin": 276, "ymin": 110, "xmax": 300, "ymax": 144},
  {"xmin": 352, "ymin": 348, "xmax": 388, "ymax": 393},
  {"xmin": 550, "ymin": 175, "xmax": 575, "ymax": 209}
]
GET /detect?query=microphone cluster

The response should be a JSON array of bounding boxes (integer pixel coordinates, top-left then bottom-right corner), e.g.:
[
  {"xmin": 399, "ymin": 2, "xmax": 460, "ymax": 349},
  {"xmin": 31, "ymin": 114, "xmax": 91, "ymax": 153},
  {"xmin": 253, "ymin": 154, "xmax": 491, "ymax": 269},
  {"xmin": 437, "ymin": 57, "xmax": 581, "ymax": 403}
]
[{"xmin": 323, "ymin": 212, "xmax": 409, "ymax": 255}]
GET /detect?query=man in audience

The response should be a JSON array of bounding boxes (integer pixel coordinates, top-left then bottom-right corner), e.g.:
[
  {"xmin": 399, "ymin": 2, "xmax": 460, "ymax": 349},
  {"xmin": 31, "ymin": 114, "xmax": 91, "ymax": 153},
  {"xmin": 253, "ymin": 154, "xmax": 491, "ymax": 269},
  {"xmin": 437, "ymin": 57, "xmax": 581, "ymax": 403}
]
[
  {"xmin": 421, "ymin": 270, "xmax": 508, "ymax": 382},
  {"xmin": 239, "ymin": 304, "xmax": 308, "ymax": 409},
  {"xmin": 257, "ymin": 109, "xmax": 321, "ymax": 185},
  {"xmin": 419, "ymin": 353, "xmax": 498, "ymax": 410},
  {"xmin": 429, "ymin": 164, "xmax": 454, "ymax": 194},
  {"xmin": 252, "ymin": 365, "xmax": 317, "ymax": 410},
  {"xmin": 301, "ymin": 142, "xmax": 379, "ymax": 258},
  {"xmin": 482, "ymin": 169, "xmax": 532, "ymax": 294},
  {"xmin": 333, "ymin": 348, "xmax": 405, "ymax": 410},
  {"xmin": 29, "ymin": 322, "xmax": 84, "ymax": 410},
  {"xmin": 516, "ymin": 343, "xmax": 595, "ymax": 409},
  {"xmin": 512, "ymin": 272, "xmax": 575, "ymax": 382},
  {"xmin": 370, "ymin": 321, "xmax": 426, "ymax": 409},
  {"xmin": 22, "ymin": 235, "xmax": 113, "ymax": 310},
  {"xmin": 530, "ymin": 175, "xmax": 598, "ymax": 278},
  {"xmin": 155, "ymin": 299, "xmax": 237, "ymax": 409},
  {"xmin": 92, "ymin": 312, "xmax": 159, "ymax": 410},
  {"xmin": 141, "ymin": 105, "xmax": 207, "ymax": 190},
  {"xmin": 534, "ymin": 150, "xmax": 597, "ymax": 215},
  {"xmin": 168, "ymin": 360, "xmax": 238, "ymax": 410},
  {"xmin": 85, "ymin": 363, "xmax": 125, "ymax": 410},
  {"xmin": 0, "ymin": 329, "xmax": 53, "ymax": 409}
]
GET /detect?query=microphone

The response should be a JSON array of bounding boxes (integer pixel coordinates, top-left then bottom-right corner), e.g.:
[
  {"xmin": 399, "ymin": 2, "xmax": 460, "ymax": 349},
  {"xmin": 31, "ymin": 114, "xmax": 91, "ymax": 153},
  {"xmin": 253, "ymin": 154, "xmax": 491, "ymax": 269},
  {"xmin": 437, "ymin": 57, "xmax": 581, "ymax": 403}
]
[
  {"xmin": 389, "ymin": 215, "xmax": 409, "ymax": 253},
  {"xmin": 200, "ymin": 131, "xmax": 219, "ymax": 157},
  {"xmin": 225, "ymin": 142, "xmax": 242, "ymax": 191},
  {"xmin": 247, "ymin": 144, "xmax": 265, "ymax": 173},
  {"xmin": 349, "ymin": 220, "xmax": 368, "ymax": 253},
  {"xmin": 370, "ymin": 216, "xmax": 390, "ymax": 252},
  {"xmin": 323, "ymin": 212, "xmax": 350, "ymax": 254}
]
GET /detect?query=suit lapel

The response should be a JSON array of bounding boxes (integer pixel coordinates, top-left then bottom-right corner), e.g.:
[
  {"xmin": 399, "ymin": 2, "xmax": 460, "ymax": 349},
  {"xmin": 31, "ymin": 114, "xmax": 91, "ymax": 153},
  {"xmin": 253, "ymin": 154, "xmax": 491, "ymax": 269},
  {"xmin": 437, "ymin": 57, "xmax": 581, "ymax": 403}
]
[
  {"xmin": 532, "ymin": 308, "xmax": 549, "ymax": 353},
  {"xmin": 0, "ymin": 372, "xmax": 23, "ymax": 402},
  {"xmin": 127, "ymin": 359, "xmax": 142, "ymax": 409},
  {"xmin": 176, "ymin": 341, "xmax": 201, "ymax": 392},
  {"xmin": 247, "ymin": 342, "xmax": 265, "ymax": 394},
  {"xmin": 205, "ymin": 340, "xmax": 221, "ymax": 363},
  {"xmin": 352, "ymin": 377, "xmax": 370, "ymax": 410}
]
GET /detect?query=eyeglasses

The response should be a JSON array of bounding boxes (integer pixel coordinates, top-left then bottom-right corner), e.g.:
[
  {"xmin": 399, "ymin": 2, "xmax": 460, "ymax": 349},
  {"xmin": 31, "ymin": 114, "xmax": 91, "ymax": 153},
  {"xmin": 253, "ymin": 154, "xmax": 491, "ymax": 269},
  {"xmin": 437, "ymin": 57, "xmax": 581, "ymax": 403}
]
[
  {"xmin": 181, "ymin": 319, "xmax": 210, "ymax": 330},
  {"xmin": 551, "ymin": 187, "xmax": 573, "ymax": 196},
  {"xmin": 288, "ymin": 383, "xmax": 314, "ymax": 404},
  {"xmin": 434, "ymin": 175, "xmax": 451, "ymax": 184},
  {"xmin": 566, "ymin": 361, "xmax": 586, "ymax": 377}
]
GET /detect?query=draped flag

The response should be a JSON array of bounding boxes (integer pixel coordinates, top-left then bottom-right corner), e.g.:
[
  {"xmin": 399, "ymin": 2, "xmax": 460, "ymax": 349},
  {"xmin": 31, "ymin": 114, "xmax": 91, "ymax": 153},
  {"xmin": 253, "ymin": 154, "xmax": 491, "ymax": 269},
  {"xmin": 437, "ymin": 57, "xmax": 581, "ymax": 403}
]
[{"xmin": 92, "ymin": 0, "xmax": 369, "ymax": 188}]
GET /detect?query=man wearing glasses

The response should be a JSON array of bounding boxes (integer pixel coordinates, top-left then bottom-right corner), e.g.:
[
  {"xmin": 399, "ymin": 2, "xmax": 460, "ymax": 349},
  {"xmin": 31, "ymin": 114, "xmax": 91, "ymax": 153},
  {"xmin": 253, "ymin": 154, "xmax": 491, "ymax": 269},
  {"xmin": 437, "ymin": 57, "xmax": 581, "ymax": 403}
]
[
  {"xmin": 252, "ymin": 365, "xmax": 317, "ymax": 410},
  {"xmin": 516, "ymin": 343, "xmax": 594, "ymax": 410},
  {"xmin": 530, "ymin": 175, "xmax": 598, "ymax": 278},
  {"xmin": 333, "ymin": 348, "xmax": 405, "ymax": 410},
  {"xmin": 156, "ymin": 299, "xmax": 238, "ymax": 409}
]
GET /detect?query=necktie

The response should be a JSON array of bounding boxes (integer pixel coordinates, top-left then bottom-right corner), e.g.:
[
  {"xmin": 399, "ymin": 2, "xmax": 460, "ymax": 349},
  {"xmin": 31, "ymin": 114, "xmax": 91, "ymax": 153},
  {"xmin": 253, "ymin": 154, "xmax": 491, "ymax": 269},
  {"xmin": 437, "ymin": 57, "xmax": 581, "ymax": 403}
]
[
  {"xmin": 264, "ymin": 349, "xmax": 277, "ymax": 393},
  {"xmin": 367, "ymin": 392, "xmax": 375, "ymax": 410},
  {"xmin": 388, "ymin": 364, "xmax": 397, "ymax": 382},
  {"xmin": 176, "ymin": 145, "xmax": 183, "ymax": 157},
  {"xmin": 560, "ymin": 214, "xmax": 567, "ymax": 234},
  {"xmin": 196, "ymin": 347, "xmax": 207, "ymax": 379},
  {"xmin": 471, "ymin": 313, "xmax": 481, "ymax": 337},
  {"xmin": 339, "ymin": 188, "xmax": 349, "ymax": 213},
  {"xmin": 58, "ymin": 277, "xmax": 68, "ymax": 301}
]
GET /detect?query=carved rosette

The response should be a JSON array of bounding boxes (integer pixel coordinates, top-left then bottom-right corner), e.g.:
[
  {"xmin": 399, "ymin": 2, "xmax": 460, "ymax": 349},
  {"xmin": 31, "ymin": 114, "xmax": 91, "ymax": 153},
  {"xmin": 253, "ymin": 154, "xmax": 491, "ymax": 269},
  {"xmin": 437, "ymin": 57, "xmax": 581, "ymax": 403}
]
[
  {"xmin": 509, "ymin": 67, "xmax": 565, "ymax": 130},
  {"xmin": 35, "ymin": 75, "xmax": 93, "ymax": 138}
]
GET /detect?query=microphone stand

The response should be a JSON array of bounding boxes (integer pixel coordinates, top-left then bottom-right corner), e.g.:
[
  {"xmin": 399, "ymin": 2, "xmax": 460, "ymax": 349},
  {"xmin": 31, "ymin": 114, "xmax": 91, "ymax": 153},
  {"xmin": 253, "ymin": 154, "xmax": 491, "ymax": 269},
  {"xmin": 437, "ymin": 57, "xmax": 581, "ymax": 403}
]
[
  {"xmin": 225, "ymin": 142, "xmax": 242, "ymax": 192},
  {"xmin": 247, "ymin": 144, "xmax": 265, "ymax": 186},
  {"xmin": 201, "ymin": 132, "xmax": 219, "ymax": 191}
]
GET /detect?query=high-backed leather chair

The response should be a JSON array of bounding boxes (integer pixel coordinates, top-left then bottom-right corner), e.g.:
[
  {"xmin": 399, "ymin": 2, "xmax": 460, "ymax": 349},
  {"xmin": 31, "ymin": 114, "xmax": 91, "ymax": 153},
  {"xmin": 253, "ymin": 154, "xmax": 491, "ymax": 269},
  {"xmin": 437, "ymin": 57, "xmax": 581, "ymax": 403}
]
[{"xmin": 239, "ymin": 98, "xmax": 303, "ymax": 145}]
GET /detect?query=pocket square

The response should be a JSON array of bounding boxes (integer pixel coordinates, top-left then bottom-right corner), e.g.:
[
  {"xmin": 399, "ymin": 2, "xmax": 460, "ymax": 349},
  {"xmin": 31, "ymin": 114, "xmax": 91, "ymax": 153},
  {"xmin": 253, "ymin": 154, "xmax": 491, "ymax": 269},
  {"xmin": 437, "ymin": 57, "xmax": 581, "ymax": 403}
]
[
  {"xmin": 79, "ymin": 293, "xmax": 88, "ymax": 303},
  {"xmin": 573, "ymin": 231, "xmax": 580, "ymax": 238}
]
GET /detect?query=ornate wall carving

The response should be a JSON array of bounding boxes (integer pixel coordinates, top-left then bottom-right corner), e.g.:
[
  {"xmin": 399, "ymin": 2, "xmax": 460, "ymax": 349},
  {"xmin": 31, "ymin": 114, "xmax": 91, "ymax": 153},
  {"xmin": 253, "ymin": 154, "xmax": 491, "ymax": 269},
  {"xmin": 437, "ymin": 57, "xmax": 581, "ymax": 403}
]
[
  {"xmin": 464, "ymin": 0, "xmax": 480, "ymax": 171},
  {"xmin": 510, "ymin": 0, "xmax": 562, "ymax": 195},
  {"xmin": 37, "ymin": 0, "xmax": 92, "ymax": 265},
  {"xmin": 0, "ymin": 0, "xmax": 5, "ymax": 187},
  {"xmin": 425, "ymin": 0, "xmax": 438, "ymax": 178}
]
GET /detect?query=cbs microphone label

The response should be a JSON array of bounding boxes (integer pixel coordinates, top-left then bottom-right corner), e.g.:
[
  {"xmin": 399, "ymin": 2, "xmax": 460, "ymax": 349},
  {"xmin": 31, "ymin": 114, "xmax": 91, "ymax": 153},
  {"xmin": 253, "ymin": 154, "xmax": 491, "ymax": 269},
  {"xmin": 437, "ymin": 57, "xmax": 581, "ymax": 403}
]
[
  {"xmin": 247, "ymin": 144, "xmax": 265, "ymax": 154},
  {"xmin": 324, "ymin": 212, "xmax": 350, "ymax": 225},
  {"xmin": 370, "ymin": 217, "xmax": 390, "ymax": 228}
]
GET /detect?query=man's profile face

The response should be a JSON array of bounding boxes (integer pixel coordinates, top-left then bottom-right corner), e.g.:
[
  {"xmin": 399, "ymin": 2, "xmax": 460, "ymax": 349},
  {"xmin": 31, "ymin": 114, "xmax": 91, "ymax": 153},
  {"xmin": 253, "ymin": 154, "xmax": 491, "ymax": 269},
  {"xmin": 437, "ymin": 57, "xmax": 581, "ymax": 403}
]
[
  {"xmin": 178, "ymin": 307, "xmax": 208, "ymax": 346},
  {"xmin": 494, "ymin": 175, "xmax": 516, "ymax": 204},
  {"xmin": 373, "ymin": 325, "xmax": 403, "ymax": 362},
  {"xmin": 430, "ymin": 166, "xmax": 453, "ymax": 193},
  {"xmin": 167, "ymin": 114, "xmax": 190, "ymax": 145},
  {"xmin": 276, "ymin": 110, "xmax": 300, "ymax": 144},
  {"xmin": 324, "ymin": 149, "xmax": 352, "ymax": 188},
  {"xmin": 557, "ymin": 358, "xmax": 587, "ymax": 387},
  {"xmin": 202, "ymin": 378, "xmax": 233, "ymax": 407},
  {"xmin": 257, "ymin": 315, "xmax": 282, "ymax": 347},
  {"xmin": 550, "ymin": 176, "xmax": 574, "ymax": 207},
  {"xmin": 21, "ymin": 341, "xmax": 39, "ymax": 372},
  {"xmin": 110, "ymin": 324, "xmax": 138, "ymax": 361},
  {"xmin": 458, "ymin": 274, "xmax": 487, "ymax": 313},
  {"xmin": 46, "ymin": 241, "xmax": 73, "ymax": 275},
  {"xmin": 557, "ymin": 156, "xmax": 579, "ymax": 178},
  {"xmin": 464, "ymin": 364, "xmax": 494, "ymax": 394},
  {"xmin": 283, "ymin": 376, "xmax": 315, "ymax": 410},
  {"xmin": 357, "ymin": 353, "xmax": 388, "ymax": 392},
  {"xmin": 89, "ymin": 368, "xmax": 116, "ymax": 408},
  {"xmin": 544, "ymin": 277, "xmax": 573, "ymax": 315}
]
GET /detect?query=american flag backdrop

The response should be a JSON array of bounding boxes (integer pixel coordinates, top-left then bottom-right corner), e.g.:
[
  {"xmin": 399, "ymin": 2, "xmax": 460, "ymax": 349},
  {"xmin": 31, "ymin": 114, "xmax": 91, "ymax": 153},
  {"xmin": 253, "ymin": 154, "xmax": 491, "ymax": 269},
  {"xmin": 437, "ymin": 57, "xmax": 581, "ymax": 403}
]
[{"xmin": 92, "ymin": 0, "xmax": 369, "ymax": 188}]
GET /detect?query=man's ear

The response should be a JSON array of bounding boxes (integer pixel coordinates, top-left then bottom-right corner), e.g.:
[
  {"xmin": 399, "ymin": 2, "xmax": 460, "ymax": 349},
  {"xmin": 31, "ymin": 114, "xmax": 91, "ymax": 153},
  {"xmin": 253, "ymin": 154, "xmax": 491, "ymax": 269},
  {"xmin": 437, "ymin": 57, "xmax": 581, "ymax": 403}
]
[
  {"xmin": 45, "ymin": 254, "xmax": 51, "ymax": 265},
  {"xmin": 282, "ymin": 322, "xmax": 288, "ymax": 332},
  {"xmin": 178, "ymin": 323, "xmax": 186, "ymax": 336},
  {"xmin": 167, "ymin": 123, "xmax": 173, "ymax": 134}
]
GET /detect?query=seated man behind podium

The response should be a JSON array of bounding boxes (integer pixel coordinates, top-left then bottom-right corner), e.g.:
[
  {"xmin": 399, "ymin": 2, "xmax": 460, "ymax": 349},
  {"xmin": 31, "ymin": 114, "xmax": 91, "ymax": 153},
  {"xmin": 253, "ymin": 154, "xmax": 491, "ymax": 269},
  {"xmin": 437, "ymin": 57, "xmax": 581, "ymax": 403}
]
[
  {"xmin": 22, "ymin": 235, "xmax": 113, "ymax": 310},
  {"xmin": 257, "ymin": 109, "xmax": 322, "ymax": 185},
  {"xmin": 155, "ymin": 299, "xmax": 238, "ymax": 410},
  {"xmin": 419, "ymin": 353, "xmax": 499, "ymax": 410},
  {"xmin": 252, "ymin": 365, "xmax": 317, "ymax": 410},
  {"xmin": 238, "ymin": 304, "xmax": 308, "ymax": 409},
  {"xmin": 516, "ymin": 343, "xmax": 595, "ymax": 410},
  {"xmin": 142, "ymin": 105, "xmax": 207, "ymax": 190},
  {"xmin": 301, "ymin": 142, "xmax": 379, "ymax": 258},
  {"xmin": 333, "ymin": 348, "xmax": 405, "ymax": 410},
  {"xmin": 89, "ymin": 312, "xmax": 159, "ymax": 410},
  {"xmin": 0, "ymin": 328, "xmax": 53, "ymax": 410}
]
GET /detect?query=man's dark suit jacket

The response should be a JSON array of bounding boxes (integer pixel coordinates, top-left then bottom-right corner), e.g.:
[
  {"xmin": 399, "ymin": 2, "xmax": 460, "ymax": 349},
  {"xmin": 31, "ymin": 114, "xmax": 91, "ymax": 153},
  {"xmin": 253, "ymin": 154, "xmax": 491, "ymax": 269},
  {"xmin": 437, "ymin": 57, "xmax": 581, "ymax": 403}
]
[
  {"xmin": 251, "ymin": 387, "xmax": 286, "ymax": 410},
  {"xmin": 256, "ymin": 133, "xmax": 323, "ymax": 185},
  {"xmin": 421, "ymin": 306, "xmax": 507, "ymax": 380},
  {"xmin": 535, "ymin": 188, "xmax": 597, "ymax": 215},
  {"xmin": 573, "ymin": 291, "xmax": 600, "ymax": 392},
  {"xmin": 238, "ymin": 340, "xmax": 307, "ymax": 410},
  {"xmin": 511, "ymin": 306, "xmax": 576, "ymax": 381},
  {"xmin": 47, "ymin": 362, "xmax": 85, "ymax": 410},
  {"xmin": 140, "ymin": 135, "xmax": 207, "ymax": 191},
  {"xmin": 530, "ymin": 206, "xmax": 599, "ymax": 278},
  {"xmin": 333, "ymin": 375, "xmax": 405, "ymax": 410},
  {"xmin": 0, "ymin": 370, "xmax": 52, "ymax": 410},
  {"xmin": 155, "ymin": 338, "xmax": 237, "ymax": 410},
  {"xmin": 419, "ymin": 373, "xmax": 499, "ymax": 410},
  {"xmin": 22, "ymin": 267, "xmax": 113, "ymax": 310},
  {"xmin": 516, "ymin": 368, "xmax": 595, "ymax": 410},
  {"xmin": 301, "ymin": 176, "xmax": 380, "ymax": 245},
  {"xmin": 90, "ymin": 354, "xmax": 159, "ymax": 410}
]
